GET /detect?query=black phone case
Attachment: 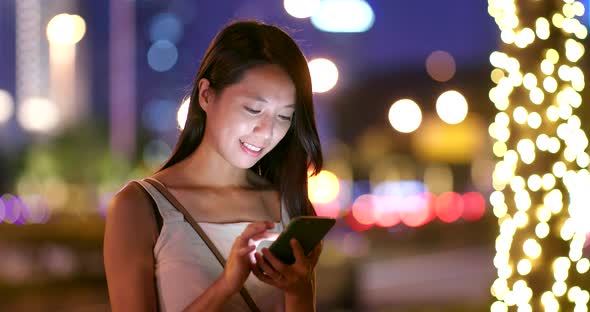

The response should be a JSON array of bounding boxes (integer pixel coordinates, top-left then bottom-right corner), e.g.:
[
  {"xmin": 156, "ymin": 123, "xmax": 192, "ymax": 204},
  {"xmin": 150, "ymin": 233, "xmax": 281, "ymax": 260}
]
[{"xmin": 268, "ymin": 216, "xmax": 336, "ymax": 264}]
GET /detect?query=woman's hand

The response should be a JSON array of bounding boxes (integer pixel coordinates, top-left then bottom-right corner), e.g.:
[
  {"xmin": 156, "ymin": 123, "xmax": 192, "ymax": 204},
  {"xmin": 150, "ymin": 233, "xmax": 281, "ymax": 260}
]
[
  {"xmin": 251, "ymin": 238, "xmax": 323, "ymax": 296},
  {"xmin": 219, "ymin": 221, "xmax": 275, "ymax": 295}
]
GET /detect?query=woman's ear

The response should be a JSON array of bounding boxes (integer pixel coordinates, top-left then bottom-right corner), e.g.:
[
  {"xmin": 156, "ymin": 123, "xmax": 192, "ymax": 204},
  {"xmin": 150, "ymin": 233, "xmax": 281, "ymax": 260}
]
[{"xmin": 198, "ymin": 78, "xmax": 213, "ymax": 112}]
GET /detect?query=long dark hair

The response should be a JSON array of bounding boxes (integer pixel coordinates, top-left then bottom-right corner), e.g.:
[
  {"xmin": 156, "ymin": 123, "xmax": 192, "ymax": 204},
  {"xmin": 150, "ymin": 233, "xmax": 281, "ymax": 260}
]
[{"xmin": 159, "ymin": 20, "xmax": 323, "ymax": 218}]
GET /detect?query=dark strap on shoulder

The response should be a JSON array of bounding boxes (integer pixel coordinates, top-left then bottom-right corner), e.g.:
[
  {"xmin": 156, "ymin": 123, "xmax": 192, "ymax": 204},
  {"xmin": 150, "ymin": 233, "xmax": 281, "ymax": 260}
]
[
  {"xmin": 132, "ymin": 181, "xmax": 163, "ymax": 234},
  {"xmin": 144, "ymin": 178, "xmax": 261, "ymax": 312},
  {"xmin": 130, "ymin": 180, "xmax": 162, "ymax": 311}
]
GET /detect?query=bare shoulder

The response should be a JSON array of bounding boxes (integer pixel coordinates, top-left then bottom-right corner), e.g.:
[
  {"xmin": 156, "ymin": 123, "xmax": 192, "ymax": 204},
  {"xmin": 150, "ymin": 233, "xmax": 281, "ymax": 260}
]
[
  {"xmin": 104, "ymin": 181, "xmax": 158, "ymax": 249},
  {"xmin": 103, "ymin": 182, "xmax": 159, "ymax": 310}
]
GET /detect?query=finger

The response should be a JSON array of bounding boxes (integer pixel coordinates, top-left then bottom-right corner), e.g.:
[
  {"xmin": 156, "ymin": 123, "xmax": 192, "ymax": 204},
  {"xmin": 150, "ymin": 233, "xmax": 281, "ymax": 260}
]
[
  {"xmin": 256, "ymin": 252, "xmax": 280, "ymax": 278},
  {"xmin": 290, "ymin": 239, "xmax": 308, "ymax": 266},
  {"xmin": 260, "ymin": 248, "xmax": 289, "ymax": 276},
  {"xmin": 309, "ymin": 240, "xmax": 324, "ymax": 265},
  {"xmin": 249, "ymin": 231, "xmax": 275, "ymax": 243},
  {"xmin": 251, "ymin": 262, "xmax": 275, "ymax": 285},
  {"xmin": 238, "ymin": 221, "xmax": 274, "ymax": 243},
  {"xmin": 238, "ymin": 245, "xmax": 256, "ymax": 257}
]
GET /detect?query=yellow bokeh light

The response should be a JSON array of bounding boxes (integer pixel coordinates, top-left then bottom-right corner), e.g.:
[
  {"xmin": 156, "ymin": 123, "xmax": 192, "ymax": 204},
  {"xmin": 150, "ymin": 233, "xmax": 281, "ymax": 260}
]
[
  {"xmin": 17, "ymin": 97, "xmax": 60, "ymax": 133},
  {"xmin": 523, "ymin": 73, "xmax": 537, "ymax": 90},
  {"xmin": 546, "ymin": 48, "xmax": 560, "ymax": 63},
  {"xmin": 537, "ymin": 206, "xmax": 552, "ymax": 223},
  {"xmin": 46, "ymin": 13, "xmax": 86, "ymax": 45},
  {"xmin": 535, "ymin": 17, "xmax": 550, "ymax": 39},
  {"xmin": 513, "ymin": 106, "xmax": 528, "ymax": 124},
  {"xmin": 491, "ymin": 68, "xmax": 506, "ymax": 84},
  {"xmin": 388, "ymin": 99, "xmax": 422, "ymax": 133},
  {"xmin": 510, "ymin": 176, "xmax": 526, "ymax": 191},
  {"xmin": 514, "ymin": 211, "xmax": 529, "ymax": 227},
  {"xmin": 541, "ymin": 173, "xmax": 556, "ymax": 190},
  {"xmin": 523, "ymin": 238, "xmax": 542, "ymax": 259},
  {"xmin": 517, "ymin": 139, "xmax": 535, "ymax": 164},
  {"xmin": 577, "ymin": 258, "xmax": 590, "ymax": 274},
  {"xmin": 489, "ymin": 1, "xmax": 589, "ymax": 308},
  {"xmin": 552, "ymin": 13, "xmax": 565, "ymax": 28},
  {"xmin": 546, "ymin": 105, "xmax": 560, "ymax": 122},
  {"xmin": 494, "ymin": 141, "xmax": 508, "ymax": 157},
  {"xmin": 535, "ymin": 222, "xmax": 550, "ymax": 238},
  {"xmin": 527, "ymin": 174, "xmax": 542, "ymax": 191},
  {"xmin": 530, "ymin": 88, "xmax": 544, "ymax": 104},
  {"xmin": 493, "ymin": 203, "xmax": 508, "ymax": 218},
  {"xmin": 308, "ymin": 58, "xmax": 339, "ymax": 93},
  {"xmin": 527, "ymin": 112, "xmax": 542, "ymax": 129},
  {"xmin": 435, "ymin": 90, "xmax": 468, "ymax": 124},
  {"xmin": 308, "ymin": 170, "xmax": 340, "ymax": 204},
  {"xmin": 553, "ymin": 281, "xmax": 567, "ymax": 297},
  {"xmin": 565, "ymin": 39, "xmax": 585, "ymax": 62},
  {"xmin": 491, "ymin": 301, "xmax": 508, "ymax": 312},
  {"xmin": 541, "ymin": 59, "xmax": 554, "ymax": 75},
  {"xmin": 543, "ymin": 77, "xmax": 558, "ymax": 93}
]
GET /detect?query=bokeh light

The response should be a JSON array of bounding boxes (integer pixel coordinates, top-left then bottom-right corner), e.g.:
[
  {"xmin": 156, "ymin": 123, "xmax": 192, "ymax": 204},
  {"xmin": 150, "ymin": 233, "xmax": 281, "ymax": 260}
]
[
  {"xmin": 46, "ymin": 13, "xmax": 86, "ymax": 45},
  {"xmin": 400, "ymin": 192, "xmax": 436, "ymax": 227},
  {"xmin": 388, "ymin": 99, "xmax": 422, "ymax": 133},
  {"xmin": 462, "ymin": 192, "xmax": 486, "ymax": 221},
  {"xmin": 435, "ymin": 192, "xmax": 464, "ymax": 223},
  {"xmin": 436, "ymin": 90, "xmax": 469, "ymax": 125},
  {"xmin": 344, "ymin": 209, "xmax": 373, "ymax": 232},
  {"xmin": 147, "ymin": 40, "xmax": 178, "ymax": 72},
  {"xmin": 149, "ymin": 13, "xmax": 183, "ymax": 43},
  {"xmin": 17, "ymin": 97, "xmax": 60, "ymax": 133},
  {"xmin": 308, "ymin": 58, "xmax": 339, "ymax": 93},
  {"xmin": 308, "ymin": 170, "xmax": 341, "ymax": 204},
  {"xmin": 283, "ymin": 0, "xmax": 320, "ymax": 18},
  {"xmin": 425, "ymin": 50, "xmax": 456, "ymax": 82},
  {"xmin": 351, "ymin": 194, "xmax": 378, "ymax": 225},
  {"xmin": 373, "ymin": 195, "xmax": 401, "ymax": 227},
  {"xmin": 310, "ymin": 0, "xmax": 375, "ymax": 33}
]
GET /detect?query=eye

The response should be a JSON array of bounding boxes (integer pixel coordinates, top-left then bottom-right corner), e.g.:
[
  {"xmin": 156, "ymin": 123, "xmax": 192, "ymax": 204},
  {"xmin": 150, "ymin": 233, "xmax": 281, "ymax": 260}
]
[
  {"xmin": 244, "ymin": 106, "xmax": 261, "ymax": 114},
  {"xmin": 278, "ymin": 115, "xmax": 292, "ymax": 122}
]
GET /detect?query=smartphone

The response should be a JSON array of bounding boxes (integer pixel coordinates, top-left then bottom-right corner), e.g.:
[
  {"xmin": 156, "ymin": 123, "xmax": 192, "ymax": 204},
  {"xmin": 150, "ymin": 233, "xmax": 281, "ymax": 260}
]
[{"xmin": 267, "ymin": 216, "xmax": 336, "ymax": 265}]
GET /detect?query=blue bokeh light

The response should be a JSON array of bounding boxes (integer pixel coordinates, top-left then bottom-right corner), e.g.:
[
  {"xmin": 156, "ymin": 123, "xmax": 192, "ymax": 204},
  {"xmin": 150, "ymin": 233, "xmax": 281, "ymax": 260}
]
[
  {"xmin": 147, "ymin": 40, "xmax": 178, "ymax": 72},
  {"xmin": 149, "ymin": 13, "xmax": 183, "ymax": 43}
]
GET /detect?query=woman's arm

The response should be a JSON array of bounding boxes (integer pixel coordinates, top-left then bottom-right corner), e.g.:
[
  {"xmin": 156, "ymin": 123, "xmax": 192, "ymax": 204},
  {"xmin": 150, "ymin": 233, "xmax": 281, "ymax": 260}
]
[
  {"xmin": 103, "ymin": 183, "xmax": 161, "ymax": 311},
  {"xmin": 183, "ymin": 221, "xmax": 274, "ymax": 311},
  {"xmin": 104, "ymin": 185, "xmax": 273, "ymax": 312},
  {"xmin": 251, "ymin": 239, "xmax": 323, "ymax": 312},
  {"xmin": 284, "ymin": 270, "xmax": 316, "ymax": 312}
]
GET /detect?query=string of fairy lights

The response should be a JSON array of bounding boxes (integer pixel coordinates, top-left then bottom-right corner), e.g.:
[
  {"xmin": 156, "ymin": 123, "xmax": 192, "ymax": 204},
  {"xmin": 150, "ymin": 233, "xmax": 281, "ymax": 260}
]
[{"xmin": 488, "ymin": 0, "xmax": 589, "ymax": 311}]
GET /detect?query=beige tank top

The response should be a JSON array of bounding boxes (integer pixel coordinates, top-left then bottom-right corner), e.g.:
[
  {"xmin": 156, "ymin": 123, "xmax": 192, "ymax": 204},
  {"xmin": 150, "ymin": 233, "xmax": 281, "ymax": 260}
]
[{"xmin": 135, "ymin": 179, "xmax": 290, "ymax": 312}]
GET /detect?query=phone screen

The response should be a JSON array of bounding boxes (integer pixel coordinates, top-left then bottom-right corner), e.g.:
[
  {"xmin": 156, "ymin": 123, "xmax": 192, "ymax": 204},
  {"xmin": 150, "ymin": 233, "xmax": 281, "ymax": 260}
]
[{"xmin": 268, "ymin": 216, "xmax": 335, "ymax": 264}]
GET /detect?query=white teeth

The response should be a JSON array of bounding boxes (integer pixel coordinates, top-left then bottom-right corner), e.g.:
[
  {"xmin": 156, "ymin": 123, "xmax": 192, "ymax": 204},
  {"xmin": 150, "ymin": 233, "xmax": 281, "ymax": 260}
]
[{"xmin": 242, "ymin": 141, "xmax": 262, "ymax": 152}]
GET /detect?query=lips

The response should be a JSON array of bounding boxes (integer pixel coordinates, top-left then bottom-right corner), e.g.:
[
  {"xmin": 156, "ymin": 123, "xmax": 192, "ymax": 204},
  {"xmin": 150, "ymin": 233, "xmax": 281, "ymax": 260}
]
[{"xmin": 240, "ymin": 139, "xmax": 264, "ymax": 156}]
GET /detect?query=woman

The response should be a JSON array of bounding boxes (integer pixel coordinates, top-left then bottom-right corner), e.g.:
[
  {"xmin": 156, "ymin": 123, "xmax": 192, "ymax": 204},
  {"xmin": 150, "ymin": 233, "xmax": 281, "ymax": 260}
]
[{"xmin": 103, "ymin": 20, "xmax": 323, "ymax": 312}]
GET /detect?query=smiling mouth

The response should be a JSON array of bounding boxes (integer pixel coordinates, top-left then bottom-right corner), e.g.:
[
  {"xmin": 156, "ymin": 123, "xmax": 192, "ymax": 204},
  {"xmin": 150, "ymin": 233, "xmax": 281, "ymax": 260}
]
[{"xmin": 240, "ymin": 139, "xmax": 263, "ymax": 153}]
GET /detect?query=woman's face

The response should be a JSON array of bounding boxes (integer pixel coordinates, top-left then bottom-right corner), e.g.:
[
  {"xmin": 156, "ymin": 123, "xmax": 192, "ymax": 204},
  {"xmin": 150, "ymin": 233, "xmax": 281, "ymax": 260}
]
[{"xmin": 200, "ymin": 64, "xmax": 296, "ymax": 169}]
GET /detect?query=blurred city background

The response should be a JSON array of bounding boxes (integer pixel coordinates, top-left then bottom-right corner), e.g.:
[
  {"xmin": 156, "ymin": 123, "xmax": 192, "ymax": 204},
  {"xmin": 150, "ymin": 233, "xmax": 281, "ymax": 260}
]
[{"xmin": 1, "ymin": 0, "xmax": 589, "ymax": 311}]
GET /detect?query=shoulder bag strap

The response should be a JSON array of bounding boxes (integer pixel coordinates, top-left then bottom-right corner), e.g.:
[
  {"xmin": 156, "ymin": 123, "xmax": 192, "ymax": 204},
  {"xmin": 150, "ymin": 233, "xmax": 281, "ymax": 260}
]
[{"xmin": 144, "ymin": 178, "xmax": 261, "ymax": 312}]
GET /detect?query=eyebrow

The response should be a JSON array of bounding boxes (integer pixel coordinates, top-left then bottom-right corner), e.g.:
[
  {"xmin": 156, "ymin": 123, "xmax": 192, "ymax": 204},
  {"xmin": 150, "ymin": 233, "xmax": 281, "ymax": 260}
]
[{"xmin": 243, "ymin": 95, "xmax": 295, "ymax": 108}]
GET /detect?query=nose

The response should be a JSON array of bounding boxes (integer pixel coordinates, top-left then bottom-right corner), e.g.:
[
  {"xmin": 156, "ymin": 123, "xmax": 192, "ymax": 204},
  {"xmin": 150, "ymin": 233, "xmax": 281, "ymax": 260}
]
[{"xmin": 253, "ymin": 114, "xmax": 274, "ymax": 143}]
